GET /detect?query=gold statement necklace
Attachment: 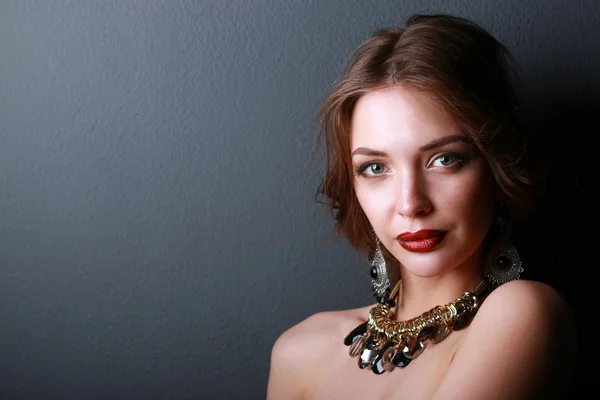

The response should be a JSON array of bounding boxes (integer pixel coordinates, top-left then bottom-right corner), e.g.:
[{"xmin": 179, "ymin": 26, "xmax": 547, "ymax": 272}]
[{"xmin": 343, "ymin": 279, "xmax": 491, "ymax": 374}]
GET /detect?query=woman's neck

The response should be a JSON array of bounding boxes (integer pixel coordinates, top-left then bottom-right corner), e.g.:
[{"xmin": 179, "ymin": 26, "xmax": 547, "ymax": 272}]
[{"xmin": 393, "ymin": 261, "xmax": 485, "ymax": 321}]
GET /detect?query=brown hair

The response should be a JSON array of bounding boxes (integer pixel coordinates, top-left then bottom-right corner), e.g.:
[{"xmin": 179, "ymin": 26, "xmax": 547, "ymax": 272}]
[{"xmin": 315, "ymin": 14, "xmax": 539, "ymax": 258}]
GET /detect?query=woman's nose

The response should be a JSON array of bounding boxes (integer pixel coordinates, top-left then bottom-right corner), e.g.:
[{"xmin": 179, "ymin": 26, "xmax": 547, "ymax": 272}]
[{"xmin": 394, "ymin": 172, "xmax": 433, "ymax": 218}]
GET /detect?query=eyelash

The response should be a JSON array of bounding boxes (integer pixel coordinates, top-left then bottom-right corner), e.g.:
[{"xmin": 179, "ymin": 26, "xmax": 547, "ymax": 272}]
[
  {"xmin": 356, "ymin": 162, "xmax": 385, "ymax": 177},
  {"xmin": 355, "ymin": 152, "xmax": 469, "ymax": 177},
  {"xmin": 430, "ymin": 152, "xmax": 469, "ymax": 168}
]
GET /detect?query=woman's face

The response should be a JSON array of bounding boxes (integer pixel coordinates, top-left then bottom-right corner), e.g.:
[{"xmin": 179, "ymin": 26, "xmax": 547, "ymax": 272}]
[{"xmin": 351, "ymin": 86, "xmax": 496, "ymax": 278}]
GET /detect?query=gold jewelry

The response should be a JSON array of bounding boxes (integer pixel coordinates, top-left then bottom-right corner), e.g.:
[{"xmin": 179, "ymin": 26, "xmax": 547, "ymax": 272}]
[{"xmin": 344, "ymin": 280, "xmax": 490, "ymax": 374}]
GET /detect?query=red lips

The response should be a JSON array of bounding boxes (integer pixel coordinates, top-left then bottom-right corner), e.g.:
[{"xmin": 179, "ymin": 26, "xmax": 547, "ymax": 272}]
[{"xmin": 397, "ymin": 230, "xmax": 446, "ymax": 253}]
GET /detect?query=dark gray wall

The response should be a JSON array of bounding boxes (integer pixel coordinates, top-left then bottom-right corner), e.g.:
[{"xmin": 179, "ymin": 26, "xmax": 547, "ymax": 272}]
[{"xmin": 0, "ymin": 1, "xmax": 594, "ymax": 399}]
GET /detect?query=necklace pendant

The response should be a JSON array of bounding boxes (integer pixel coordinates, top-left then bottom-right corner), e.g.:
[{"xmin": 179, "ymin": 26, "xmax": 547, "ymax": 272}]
[
  {"xmin": 402, "ymin": 336, "xmax": 426, "ymax": 359},
  {"xmin": 343, "ymin": 321, "xmax": 368, "ymax": 346},
  {"xmin": 371, "ymin": 340, "xmax": 395, "ymax": 374},
  {"xmin": 430, "ymin": 324, "xmax": 451, "ymax": 343},
  {"xmin": 391, "ymin": 345, "xmax": 411, "ymax": 368},
  {"xmin": 358, "ymin": 335, "xmax": 377, "ymax": 368},
  {"xmin": 380, "ymin": 343, "xmax": 402, "ymax": 372},
  {"xmin": 349, "ymin": 333, "xmax": 368, "ymax": 358}
]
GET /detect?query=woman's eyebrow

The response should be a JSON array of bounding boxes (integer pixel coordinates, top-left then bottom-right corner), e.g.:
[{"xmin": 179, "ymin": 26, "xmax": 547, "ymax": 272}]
[
  {"xmin": 352, "ymin": 135, "xmax": 469, "ymax": 157},
  {"xmin": 419, "ymin": 135, "xmax": 470, "ymax": 151},
  {"xmin": 351, "ymin": 147, "xmax": 389, "ymax": 157}
]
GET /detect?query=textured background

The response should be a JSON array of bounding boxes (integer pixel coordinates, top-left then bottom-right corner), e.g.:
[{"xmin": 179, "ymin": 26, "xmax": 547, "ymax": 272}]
[{"xmin": 0, "ymin": 1, "xmax": 594, "ymax": 398}]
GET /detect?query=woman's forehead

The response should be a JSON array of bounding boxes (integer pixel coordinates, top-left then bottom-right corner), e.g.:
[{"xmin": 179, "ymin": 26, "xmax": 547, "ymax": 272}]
[{"xmin": 350, "ymin": 87, "xmax": 463, "ymax": 151}]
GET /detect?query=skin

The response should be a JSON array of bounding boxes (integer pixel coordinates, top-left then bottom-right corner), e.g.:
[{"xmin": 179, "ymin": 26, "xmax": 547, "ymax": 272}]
[{"xmin": 267, "ymin": 87, "xmax": 576, "ymax": 399}]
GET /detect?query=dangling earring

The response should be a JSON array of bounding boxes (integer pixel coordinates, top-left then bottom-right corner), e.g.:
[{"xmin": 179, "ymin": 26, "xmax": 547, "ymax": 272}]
[
  {"xmin": 370, "ymin": 236, "xmax": 392, "ymax": 305},
  {"xmin": 484, "ymin": 204, "xmax": 524, "ymax": 286}
]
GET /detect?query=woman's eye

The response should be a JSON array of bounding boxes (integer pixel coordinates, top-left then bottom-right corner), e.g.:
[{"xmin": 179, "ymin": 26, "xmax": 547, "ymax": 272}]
[
  {"xmin": 430, "ymin": 153, "xmax": 467, "ymax": 168},
  {"xmin": 358, "ymin": 162, "xmax": 386, "ymax": 177}
]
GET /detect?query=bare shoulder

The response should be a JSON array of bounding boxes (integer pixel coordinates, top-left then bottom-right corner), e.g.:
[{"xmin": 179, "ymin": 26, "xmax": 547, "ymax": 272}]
[
  {"xmin": 266, "ymin": 306, "xmax": 370, "ymax": 400},
  {"xmin": 479, "ymin": 279, "xmax": 572, "ymax": 318},
  {"xmin": 270, "ymin": 308, "xmax": 360, "ymax": 363},
  {"xmin": 474, "ymin": 280, "xmax": 576, "ymax": 350},
  {"xmin": 433, "ymin": 280, "xmax": 577, "ymax": 400}
]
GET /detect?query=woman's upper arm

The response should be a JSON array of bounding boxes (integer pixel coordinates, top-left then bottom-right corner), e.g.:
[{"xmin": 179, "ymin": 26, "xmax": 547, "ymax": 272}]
[
  {"xmin": 266, "ymin": 328, "xmax": 303, "ymax": 400},
  {"xmin": 432, "ymin": 280, "xmax": 576, "ymax": 400}
]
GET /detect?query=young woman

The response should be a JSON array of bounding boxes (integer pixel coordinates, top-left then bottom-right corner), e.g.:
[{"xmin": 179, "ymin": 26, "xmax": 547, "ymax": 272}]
[{"xmin": 267, "ymin": 14, "xmax": 576, "ymax": 399}]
